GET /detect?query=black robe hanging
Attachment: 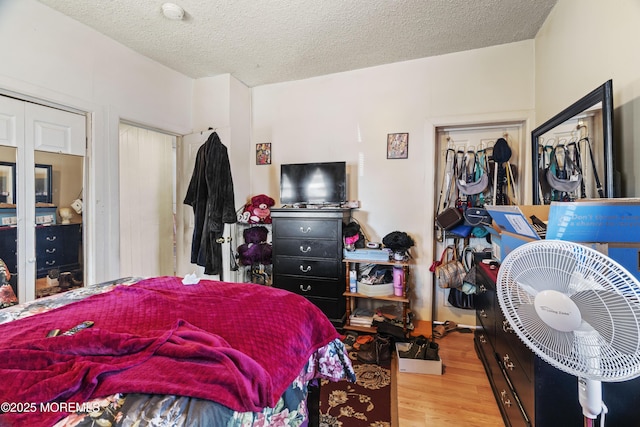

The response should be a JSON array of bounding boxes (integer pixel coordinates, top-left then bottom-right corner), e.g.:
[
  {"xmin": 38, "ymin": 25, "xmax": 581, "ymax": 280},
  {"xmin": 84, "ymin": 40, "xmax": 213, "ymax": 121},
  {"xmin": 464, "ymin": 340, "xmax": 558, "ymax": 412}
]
[{"xmin": 183, "ymin": 132, "xmax": 236, "ymax": 277}]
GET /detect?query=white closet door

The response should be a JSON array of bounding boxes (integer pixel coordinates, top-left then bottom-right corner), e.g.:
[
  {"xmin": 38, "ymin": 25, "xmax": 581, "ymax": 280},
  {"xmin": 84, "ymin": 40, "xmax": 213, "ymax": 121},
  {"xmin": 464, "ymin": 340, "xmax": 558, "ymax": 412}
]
[
  {"xmin": 119, "ymin": 124, "xmax": 175, "ymax": 277},
  {"xmin": 25, "ymin": 103, "xmax": 85, "ymax": 156},
  {"xmin": 0, "ymin": 96, "xmax": 24, "ymax": 147}
]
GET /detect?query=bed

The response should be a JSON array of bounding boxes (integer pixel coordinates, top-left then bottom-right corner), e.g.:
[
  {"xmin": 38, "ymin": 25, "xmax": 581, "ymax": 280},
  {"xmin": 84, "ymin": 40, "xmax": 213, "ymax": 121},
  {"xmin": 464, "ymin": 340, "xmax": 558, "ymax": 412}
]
[{"xmin": 0, "ymin": 276, "xmax": 355, "ymax": 426}]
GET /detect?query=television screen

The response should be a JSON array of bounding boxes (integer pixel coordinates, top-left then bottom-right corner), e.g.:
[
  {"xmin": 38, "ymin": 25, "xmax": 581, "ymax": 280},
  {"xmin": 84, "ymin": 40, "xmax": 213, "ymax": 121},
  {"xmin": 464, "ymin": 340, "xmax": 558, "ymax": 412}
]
[{"xmin": 280, "ymin": 161, "xmax": 347, "ymax": 205}]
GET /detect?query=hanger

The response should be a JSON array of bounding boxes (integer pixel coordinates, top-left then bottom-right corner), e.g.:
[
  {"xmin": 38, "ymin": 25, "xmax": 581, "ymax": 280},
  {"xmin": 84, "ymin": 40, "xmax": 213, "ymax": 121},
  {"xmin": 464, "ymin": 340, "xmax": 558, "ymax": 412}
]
[{"xmin": 199, "ymin": 126, "xmax": 217, "ymax": 135}]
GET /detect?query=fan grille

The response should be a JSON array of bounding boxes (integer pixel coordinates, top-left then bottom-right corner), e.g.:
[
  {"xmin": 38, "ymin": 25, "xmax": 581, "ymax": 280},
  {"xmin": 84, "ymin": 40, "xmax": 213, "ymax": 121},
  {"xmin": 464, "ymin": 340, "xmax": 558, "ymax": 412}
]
[{"xmin": 497, "ymin": 240, "xmax": 640, "ymax": 381}]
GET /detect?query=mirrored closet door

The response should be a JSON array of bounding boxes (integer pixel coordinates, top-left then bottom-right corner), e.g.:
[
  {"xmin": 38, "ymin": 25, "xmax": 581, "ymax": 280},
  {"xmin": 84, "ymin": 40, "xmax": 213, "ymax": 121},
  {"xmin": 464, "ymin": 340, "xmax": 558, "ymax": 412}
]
[{"xmin": 0, "ymin": 95, "xmax": 86, "ymax": 303}]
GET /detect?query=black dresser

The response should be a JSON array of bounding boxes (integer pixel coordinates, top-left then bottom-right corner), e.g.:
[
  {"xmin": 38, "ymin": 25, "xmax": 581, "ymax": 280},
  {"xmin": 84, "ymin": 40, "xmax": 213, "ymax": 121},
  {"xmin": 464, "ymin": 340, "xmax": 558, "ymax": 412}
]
[
  {"xmin": 475, "ymin": 263, "xmax": 640, "ymax": 426},
  {"xmin": 271, "ymin": 208, "xmax": 350, "ymax": 327},
  {"xmin": 36, "ymin": 223, "xmax": 82, "ymax": 278}
]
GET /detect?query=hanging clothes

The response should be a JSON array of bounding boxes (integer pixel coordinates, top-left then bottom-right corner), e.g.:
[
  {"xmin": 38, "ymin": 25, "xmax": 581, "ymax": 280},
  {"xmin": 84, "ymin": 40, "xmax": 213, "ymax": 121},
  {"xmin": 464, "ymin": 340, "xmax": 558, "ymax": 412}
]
[{"xmin": 183, "ymin": 131, "xmax": 237, "ymax": 278}]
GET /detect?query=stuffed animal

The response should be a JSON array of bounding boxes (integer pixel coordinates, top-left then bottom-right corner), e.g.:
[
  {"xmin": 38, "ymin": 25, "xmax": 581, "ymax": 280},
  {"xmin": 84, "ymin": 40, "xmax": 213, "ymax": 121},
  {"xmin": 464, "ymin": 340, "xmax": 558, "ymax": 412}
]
[
  {"xmin": 249, "ymin": 194, "xmax": 275, "ymax": 224},
  {"xmin": 237, "ymin": 226, "xmax": 272, "ymax": 266},
  {"xmin": 238, "ymin": 194, "xmax": 275, "ymax": 224}
]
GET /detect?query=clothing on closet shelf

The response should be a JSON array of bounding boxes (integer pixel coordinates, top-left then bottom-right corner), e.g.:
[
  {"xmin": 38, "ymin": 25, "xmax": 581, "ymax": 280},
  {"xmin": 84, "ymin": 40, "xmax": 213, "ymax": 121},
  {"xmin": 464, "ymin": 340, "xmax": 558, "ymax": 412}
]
[{"xmin": 183, "ymin": 131, "xmax": 237, "ymax": 278}]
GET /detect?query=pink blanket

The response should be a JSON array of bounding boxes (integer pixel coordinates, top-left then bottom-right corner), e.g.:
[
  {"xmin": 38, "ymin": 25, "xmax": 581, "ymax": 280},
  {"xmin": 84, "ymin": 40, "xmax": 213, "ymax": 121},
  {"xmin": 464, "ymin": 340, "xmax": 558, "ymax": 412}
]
[{"xmin": 0, "ymin": 277, "xmax": 339, "ymax": 426}]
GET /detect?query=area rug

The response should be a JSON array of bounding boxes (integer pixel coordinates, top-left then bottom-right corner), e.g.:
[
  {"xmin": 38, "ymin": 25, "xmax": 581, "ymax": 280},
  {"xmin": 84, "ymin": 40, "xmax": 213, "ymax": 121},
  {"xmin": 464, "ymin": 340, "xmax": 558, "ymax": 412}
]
[{"xmin": 319, "ymin": 352, "xmax": 392, "ymax": 427}]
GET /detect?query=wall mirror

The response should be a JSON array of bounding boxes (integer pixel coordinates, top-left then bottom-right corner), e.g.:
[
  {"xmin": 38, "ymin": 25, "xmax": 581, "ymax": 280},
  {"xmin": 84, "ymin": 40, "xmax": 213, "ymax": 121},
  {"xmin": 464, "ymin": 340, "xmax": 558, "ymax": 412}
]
[
  {"xmin": 35, "ymin": 164, "xmax": 53, "ymax": 204},
  {"xmin": 0, "ymin": 161, "xmax": 16, "ymax": 204},
  {"xmin": 531, "ymin": 80, "xmax": 613, "ymax": 204}
]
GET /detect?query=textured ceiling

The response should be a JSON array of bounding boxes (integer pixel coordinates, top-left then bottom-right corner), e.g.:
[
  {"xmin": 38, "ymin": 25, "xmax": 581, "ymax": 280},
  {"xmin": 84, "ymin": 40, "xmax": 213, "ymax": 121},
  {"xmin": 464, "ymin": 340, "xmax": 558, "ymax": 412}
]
[{"xmin": 38, "ymin": 0, "xmax": 557, "ymax": 88}]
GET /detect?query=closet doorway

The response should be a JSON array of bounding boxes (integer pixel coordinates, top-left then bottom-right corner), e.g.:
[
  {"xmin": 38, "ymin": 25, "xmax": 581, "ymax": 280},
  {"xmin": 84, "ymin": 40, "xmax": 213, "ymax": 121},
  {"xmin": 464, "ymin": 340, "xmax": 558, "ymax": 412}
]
[
  {"xmin": 431, "ymin": 119, "xmax": 528, "ymax": 326},
  {"xmin": 119, "ymin": 123, "xmax": 176, "ymax": 277}
]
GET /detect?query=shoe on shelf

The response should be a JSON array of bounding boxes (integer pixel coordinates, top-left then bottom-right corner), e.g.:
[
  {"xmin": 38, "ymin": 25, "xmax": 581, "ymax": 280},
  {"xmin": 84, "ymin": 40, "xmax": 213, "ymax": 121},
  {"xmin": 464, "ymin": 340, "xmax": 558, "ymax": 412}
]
[{"xmin": 357, "ymin": 334, "xmax": 391, "ymax": 365}]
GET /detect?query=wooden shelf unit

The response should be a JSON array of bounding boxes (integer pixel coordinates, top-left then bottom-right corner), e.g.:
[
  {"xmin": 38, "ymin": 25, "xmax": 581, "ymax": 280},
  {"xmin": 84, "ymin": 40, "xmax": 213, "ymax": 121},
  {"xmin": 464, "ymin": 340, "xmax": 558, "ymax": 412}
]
[{"xmin": 343, "ymin": 258, "xmax": 410, "ymax": 333}]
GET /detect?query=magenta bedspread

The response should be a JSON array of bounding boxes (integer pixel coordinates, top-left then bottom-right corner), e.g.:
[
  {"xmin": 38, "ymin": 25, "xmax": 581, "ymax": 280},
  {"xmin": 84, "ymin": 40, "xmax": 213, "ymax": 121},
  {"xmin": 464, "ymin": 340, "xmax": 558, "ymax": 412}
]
[{"xmin": 0, "ymin": 277, "xmax": 339, "ymax": 426}]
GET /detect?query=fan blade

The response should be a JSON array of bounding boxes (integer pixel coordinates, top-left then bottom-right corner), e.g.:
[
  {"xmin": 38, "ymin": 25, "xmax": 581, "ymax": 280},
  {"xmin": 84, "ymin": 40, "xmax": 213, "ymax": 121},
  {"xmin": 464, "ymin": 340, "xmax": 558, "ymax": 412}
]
[
  {"xmin": 512, "ymin": 303, "xmax": 574, "ymax": 358},
  {"xmin": 571, "ymin": 290, "xmax": 640, "ymax": 355},
  {"xmin": 513, "ymin": 281, "xmax": 538, "ymax": 298}
]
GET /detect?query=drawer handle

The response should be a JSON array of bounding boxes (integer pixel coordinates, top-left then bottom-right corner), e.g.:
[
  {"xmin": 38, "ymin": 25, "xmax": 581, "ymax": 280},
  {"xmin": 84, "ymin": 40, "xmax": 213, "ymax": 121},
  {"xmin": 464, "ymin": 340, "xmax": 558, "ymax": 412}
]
[
  {"xmin": 503, "ymin": 354, "xmax": 515, "ymax": 370},
  {"xmin": 300, "ymin": 226, "xmax": 311, "ymax": 234},
  {"xmin": 502, "ymin": 319, "xmax": 514, "ymax": 333},
  {"xmin": 299, "ymin": 265, "xmax": 312, "ymax": 273},
  {"xmin": 45, "ymin": 260, "xmax": 56, "ymax": 266},
  {"xmin": 46, "ymin": 236, "xmax": 57, "ymax": 241},
  {"xmin": 299, "ymin": 284, "xmax": 311, "ymax": 292},
  {"xmin": 299, "ymin": 245, "xmax": 312, "ymax": 253},
  {"xmin": 45, "ymin": 248, "xmax": 56, "ymax": 254},
  {"xmin": 500, "ymin": 390, "xmax": 512, "ymax": 407},
  {"xmin": 479, "ymin": 309, "xmax": 487, "ymax": 318},
  {"xmin": 479, "ymin": 334, "xmax": 487, "ymax": 344}
]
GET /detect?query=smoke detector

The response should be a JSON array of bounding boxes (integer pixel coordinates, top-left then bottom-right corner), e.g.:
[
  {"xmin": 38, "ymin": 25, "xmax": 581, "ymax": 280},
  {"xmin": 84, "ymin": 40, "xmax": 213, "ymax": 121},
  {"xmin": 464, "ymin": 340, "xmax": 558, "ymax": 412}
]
[{"xmin": 161, "ymin": 3, "xmax": 185, "ymax": 20}]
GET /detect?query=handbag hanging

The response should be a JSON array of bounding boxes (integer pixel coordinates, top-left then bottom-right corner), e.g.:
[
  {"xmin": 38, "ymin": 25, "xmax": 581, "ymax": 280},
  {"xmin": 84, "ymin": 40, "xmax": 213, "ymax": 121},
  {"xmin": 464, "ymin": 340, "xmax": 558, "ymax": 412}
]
[
  {"xmin": 434, "ymin": 246, "xmax": 466, "ymax": 289},
  {"xmin": 448, "ymin": 287, "xmax": 475, "ymax": 309},
  {"xmin": 447, "ymin": 246, "xmax": 476, "ymax": 309}
]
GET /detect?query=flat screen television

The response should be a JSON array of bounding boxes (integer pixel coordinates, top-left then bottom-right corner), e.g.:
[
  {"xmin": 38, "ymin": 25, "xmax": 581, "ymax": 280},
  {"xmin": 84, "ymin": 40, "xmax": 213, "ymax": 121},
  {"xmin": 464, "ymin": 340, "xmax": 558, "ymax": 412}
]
[{"xmin": 280, "ymin": 161, "xmax": 347, "ymax": 206}]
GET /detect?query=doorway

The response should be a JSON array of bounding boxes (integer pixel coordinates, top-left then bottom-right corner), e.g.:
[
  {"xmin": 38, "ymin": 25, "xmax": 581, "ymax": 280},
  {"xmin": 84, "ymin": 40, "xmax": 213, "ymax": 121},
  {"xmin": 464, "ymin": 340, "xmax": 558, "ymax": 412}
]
[{"xmin": 118, "ymin": 123, "xmax": 176, "ymax": 277}]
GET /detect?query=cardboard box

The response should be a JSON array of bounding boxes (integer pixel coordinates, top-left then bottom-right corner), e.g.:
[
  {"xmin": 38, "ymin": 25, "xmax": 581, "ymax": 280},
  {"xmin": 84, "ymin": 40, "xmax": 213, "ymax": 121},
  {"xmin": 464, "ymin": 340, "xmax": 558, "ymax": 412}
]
[
  {"xmin": 547, "ymin": 199, "xmax": 640, "ymax": 281},
  {"xmin": 486, "ymin": 205, "xmax": 550, "ymax": 261},
  {"xmin": 395, "ymin": 342, "xmax": 443, "ymax": 375}
]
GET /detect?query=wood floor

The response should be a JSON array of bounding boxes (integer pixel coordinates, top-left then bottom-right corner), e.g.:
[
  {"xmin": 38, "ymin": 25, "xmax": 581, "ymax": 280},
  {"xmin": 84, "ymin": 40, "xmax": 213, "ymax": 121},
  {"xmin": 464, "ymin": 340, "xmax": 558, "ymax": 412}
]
[{"xmin": 395, "ymin": 329, "xmax": 504, "ymax": 427}]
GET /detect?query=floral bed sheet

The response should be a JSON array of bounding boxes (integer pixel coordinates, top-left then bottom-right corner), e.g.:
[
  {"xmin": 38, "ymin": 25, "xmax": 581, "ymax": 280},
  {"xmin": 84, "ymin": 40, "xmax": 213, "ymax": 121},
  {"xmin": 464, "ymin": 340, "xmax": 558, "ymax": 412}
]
[{"xmin": 0, "ymin": 278, "xmax": 355, "ymax": 427}]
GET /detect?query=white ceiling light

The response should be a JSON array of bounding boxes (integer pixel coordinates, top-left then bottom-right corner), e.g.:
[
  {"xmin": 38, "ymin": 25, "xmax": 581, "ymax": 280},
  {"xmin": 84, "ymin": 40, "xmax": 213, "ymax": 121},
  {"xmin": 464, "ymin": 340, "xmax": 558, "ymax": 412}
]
[{"xmin": 161, "ymin": 3, "xmax": 185, "ymax": 21}]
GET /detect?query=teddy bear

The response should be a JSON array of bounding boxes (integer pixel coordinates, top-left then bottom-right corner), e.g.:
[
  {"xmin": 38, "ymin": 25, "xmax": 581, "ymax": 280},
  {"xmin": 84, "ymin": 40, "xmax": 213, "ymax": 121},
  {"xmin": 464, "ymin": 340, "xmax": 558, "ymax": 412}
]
[
  {"xmin": 238, "ymin": 194, "xmax": 276, "ymax": 224},
  {"xmin": 237, "ymin": 226, "xmax": 272, "ymax": 266}
]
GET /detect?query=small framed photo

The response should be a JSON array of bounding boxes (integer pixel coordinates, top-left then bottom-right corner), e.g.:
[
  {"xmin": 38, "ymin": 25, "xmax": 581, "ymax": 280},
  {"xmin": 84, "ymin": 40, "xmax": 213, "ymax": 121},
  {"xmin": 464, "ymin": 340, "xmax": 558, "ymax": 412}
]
[
  {"xmin": 387, "ymin": 133, "xmax": 409, "ymax": 159},
  {"xmin": 256, "ymin": 143, "xmax": 271, "ymax": 165}
]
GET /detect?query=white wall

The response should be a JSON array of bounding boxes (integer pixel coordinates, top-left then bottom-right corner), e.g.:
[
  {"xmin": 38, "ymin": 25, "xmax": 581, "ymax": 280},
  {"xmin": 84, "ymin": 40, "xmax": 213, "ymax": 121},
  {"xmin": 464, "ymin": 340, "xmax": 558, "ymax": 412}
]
[
  {"xmin": 0, "ymin": 0, "xmax": 193, "ymax": 283},
  {"xmin": 251, "ymin": 41, "xmax": 536, "ymax": 321},
  {"xmin": 535, "ymin": 0, "xmax": 640, "ymax": 196}
]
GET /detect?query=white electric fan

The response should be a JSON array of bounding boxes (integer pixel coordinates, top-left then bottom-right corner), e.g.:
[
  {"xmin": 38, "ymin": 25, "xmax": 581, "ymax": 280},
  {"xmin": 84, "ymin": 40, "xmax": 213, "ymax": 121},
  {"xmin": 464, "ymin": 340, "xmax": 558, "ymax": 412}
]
[{"xmin": 497, "ymin": 240, "xmax": 640, "ymax": 427}]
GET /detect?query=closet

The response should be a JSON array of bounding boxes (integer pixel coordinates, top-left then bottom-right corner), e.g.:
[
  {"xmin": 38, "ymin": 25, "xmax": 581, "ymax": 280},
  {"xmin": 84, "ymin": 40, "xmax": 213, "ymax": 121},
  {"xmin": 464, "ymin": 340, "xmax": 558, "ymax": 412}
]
[
  {"xmin": 0, "ymin": 95, "xmax": 86, "ymax": 303},
  {"xmin": 433, "ymin": 121, "xmax": 526, "ymax": 324}
]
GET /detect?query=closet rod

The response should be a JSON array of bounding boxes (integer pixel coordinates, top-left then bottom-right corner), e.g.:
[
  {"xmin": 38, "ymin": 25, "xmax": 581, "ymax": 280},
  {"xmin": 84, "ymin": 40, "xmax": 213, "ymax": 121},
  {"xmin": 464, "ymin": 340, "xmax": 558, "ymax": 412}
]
[{"xmin": 439, "ymin": 123, "xmax": 519, "ymax": 133}]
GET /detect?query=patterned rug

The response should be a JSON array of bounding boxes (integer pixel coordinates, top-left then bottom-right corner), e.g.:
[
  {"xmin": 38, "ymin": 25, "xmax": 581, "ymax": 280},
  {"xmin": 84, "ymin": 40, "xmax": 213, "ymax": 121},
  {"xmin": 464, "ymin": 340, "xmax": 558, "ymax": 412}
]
[{"xmin": 319, "ymin": 351, "xmax": 392, "ymax": 427}]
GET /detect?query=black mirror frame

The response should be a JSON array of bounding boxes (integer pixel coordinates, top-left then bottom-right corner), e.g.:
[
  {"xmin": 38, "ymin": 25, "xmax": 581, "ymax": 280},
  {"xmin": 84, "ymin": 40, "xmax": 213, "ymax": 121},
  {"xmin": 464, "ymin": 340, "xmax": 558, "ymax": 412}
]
[
  {"xmin": 35, "ymin": 163, "xmax": 53, "ymax": 204},
  {"xmin": 531, "ymin": 80, "xmax": 613, "ymax": 204}
]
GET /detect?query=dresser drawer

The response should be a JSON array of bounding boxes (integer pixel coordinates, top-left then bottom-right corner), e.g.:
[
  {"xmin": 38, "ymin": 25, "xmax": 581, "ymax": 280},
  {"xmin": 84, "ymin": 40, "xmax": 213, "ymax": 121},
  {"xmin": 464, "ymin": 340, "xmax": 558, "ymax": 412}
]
[
  {"xmin": 274, "ymin": 257, "xmax": 341, "ymax": 278},
  {"xmin": 274, "ymin": 219, "xmax": 339, "ymax": 239},
  {"xmin": 275, "ymin": 239, "xmax": 339, "ymax": 258},
  {"xmin": 492, "ymin": 367, "xmax": 531, "ymax": 427},
  {"xmin": 306, "ymin": 296, "xmax": 344, "ymax": 320},
  {"xmin": 274, "ymin": 274, "xmax": 342, "ymax": 299}
]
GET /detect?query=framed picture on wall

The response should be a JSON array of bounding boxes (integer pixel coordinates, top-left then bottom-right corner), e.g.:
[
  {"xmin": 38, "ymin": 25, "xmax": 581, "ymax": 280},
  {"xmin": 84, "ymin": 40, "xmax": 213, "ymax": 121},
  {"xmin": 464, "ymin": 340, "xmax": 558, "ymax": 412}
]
[
  {"xmin": 256, "ymin": 143, "xmax": 271, "ymax": 165},
  {"xmin": 387, "ymin": 133, "xmax": 409, "ymax": 159}
]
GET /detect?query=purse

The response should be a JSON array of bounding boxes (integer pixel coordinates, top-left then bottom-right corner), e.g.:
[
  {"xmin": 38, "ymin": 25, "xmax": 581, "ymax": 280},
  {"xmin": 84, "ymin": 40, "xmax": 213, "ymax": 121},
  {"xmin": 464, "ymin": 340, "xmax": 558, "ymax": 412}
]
[
  {"xmin": 463, "ymin": 207, "xmax": 492, "ymax": 226},
  {"xmin": 434, "ymin": 246, "xmax": 466, "ymax": 289},
  {"xmin": 448, "ymin": 287, "xmax": 475, "ymax": 309},
  {"xmin": 436, "ymin": 207, "xmax": 463, "ymax": 230}
]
